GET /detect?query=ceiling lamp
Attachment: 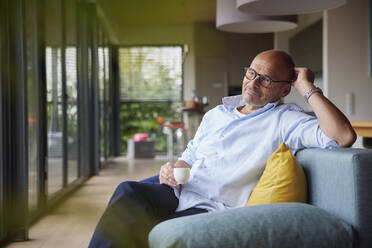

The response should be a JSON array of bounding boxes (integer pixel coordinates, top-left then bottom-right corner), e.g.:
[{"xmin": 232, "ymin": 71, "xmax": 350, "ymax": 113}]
[
  {"xmin": 237, "ymin": 0, "xmax": 347, "ymax": 15},
  {"xmin": 216, "ymin": 0, "xmax": 298, "ymax": 33}
]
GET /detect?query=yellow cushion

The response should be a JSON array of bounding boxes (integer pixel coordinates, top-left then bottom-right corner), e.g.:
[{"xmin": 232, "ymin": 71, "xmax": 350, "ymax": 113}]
[{"xmin": 246, "ymin": 142, "xmax": 307, "ymax": 206}]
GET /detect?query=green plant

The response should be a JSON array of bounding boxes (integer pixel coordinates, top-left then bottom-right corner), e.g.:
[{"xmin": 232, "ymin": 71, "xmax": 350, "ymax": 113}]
[
  {"xmin": 118, "ymin": 46, "xmax": 183, "ymax": 154},
  {"xmin": 120, "ymin": 102, "xmax": 181, "ymax": 154}
]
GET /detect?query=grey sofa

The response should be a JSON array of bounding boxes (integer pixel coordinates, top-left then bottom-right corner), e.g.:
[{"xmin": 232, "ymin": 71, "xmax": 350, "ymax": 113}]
[{"xmin": 148, "ymin": 148, "xmax": 372, "ymax": 248}]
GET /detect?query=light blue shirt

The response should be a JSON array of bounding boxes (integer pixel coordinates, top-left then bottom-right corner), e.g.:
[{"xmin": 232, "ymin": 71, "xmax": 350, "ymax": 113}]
[{"xmin": 175, "ymin": 95, "xmax": 339, "ymax": 212}]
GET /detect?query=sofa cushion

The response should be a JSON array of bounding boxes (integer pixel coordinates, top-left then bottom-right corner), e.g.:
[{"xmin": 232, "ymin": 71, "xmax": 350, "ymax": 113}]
[
  {"xmin": 149, "ymin": 203, "xmax": 354, "ymax": 248},
  {"xmin": 247, "ymin": 142, "xmax": 307, "ymax": 206}
]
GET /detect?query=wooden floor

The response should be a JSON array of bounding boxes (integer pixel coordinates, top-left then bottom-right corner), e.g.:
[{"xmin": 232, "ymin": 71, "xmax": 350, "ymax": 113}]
[{"xmin": 6, "ymin": 156, "xmax": 165, "ymax": 248}]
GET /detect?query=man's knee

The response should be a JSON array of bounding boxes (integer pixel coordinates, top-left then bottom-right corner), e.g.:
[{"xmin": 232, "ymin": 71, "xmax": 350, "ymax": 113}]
[
  {"xmin": 109, "ymin": 181, "xmax": 176, "ymax": 211},
  {"xmin": 109, "ymin": 181, "xmax": 139, "ymax": 205},
  {"xmin": 115, "ymin": 181, "xmax": 136, "ymax": 193}
]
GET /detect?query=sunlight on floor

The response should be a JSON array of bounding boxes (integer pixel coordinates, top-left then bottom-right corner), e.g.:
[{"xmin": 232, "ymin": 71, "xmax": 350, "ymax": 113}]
[{"xmin": 6, "ymin": 156, "xmax": 166, "ymax": 248}]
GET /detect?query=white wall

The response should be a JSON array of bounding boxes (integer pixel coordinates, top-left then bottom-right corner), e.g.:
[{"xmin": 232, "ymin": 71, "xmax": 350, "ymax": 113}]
[
  {"xmin": 274, "ymin": 13, "xmax": 323, "ymax": 53},
  {"xmin": 274, "ymin": 13, "xmax": 323, "ymax": 111},
  {"xmin": 276, "ymin": 0, "xmax": 372, "ymax": 121},
  {"xmin": 193, "ymin": 22, "xmax": 273, "ymax": 110},
  {"xmin": 325, "ymin": 0, "xmax": 372, "ymax": 122},
  {"xmin": 193, "ymin": 23, "xmax": 228, "ymax": 109}
]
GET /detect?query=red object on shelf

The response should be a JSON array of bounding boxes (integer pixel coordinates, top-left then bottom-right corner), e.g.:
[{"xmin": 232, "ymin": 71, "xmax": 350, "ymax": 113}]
[
  {"xmin": 133, "ymin": 133, "xmax": 149, "ymax": 142},
  {"xmin": 156, "ymin": 116, "xmax": 185, "ymax": 131}
]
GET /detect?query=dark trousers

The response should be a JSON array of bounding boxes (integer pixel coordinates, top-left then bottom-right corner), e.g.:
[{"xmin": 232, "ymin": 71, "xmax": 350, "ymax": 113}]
[{"xmin": 88, "ymin": 176, "xmax": 207, "ymax": 248}]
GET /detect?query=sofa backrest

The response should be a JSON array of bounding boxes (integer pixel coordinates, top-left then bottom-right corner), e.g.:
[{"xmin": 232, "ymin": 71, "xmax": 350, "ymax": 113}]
[{"xmin": 296, "ymin": 148, "xmax": 372, "ymax": 248}]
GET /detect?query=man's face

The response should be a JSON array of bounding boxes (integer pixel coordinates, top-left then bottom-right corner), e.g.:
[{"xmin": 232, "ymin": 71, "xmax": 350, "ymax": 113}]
[{"xmin": 241, "ymin": 54, "xmax": 292, "ymax": 108}]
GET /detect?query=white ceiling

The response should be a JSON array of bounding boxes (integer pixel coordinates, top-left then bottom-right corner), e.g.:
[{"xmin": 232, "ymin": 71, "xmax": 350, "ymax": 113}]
[
  {"xmin": 96, "ymin": 0, "xmax": 216, "ymax": 43},
  {"xmin": 97, "ymin": 0, "xmax": 216, "ymax": 26}
]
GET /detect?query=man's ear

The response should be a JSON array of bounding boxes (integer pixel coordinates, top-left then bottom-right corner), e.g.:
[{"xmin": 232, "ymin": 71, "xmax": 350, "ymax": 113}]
[{"xmin": 280, "ymin": 85, "xmax": 291, "ymax": 98}]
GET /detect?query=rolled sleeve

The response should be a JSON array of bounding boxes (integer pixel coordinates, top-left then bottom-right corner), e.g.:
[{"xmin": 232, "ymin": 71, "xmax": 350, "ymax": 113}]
[
  {"xmin": 180, "ymin": 139, "xmax": 198, "ymax": 165},
  {"xmin": 179, "ymin": 113, "xmax": 209, "ymax": 167},
  {"xmin": 280, "ymin": 110, "xmax": 340, "ymax": 151}
]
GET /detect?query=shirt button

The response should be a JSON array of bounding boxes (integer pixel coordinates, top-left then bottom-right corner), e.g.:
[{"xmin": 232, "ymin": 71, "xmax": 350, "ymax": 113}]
[
  {"xmin": 202, "ymin": 165, "xmax": 207, "ymax": 168},
  {"xmin": 194, "ymin": 178, "xmax": 198, "ymax": 183},
  {"xmin": 220, "ymin": 135, "xmax": 224, "ymax": 138}
]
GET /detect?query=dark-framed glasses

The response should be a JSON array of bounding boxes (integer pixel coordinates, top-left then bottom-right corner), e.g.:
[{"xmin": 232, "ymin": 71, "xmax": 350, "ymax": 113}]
[{"xmin": 244, "ymin": 67, "xmax": 293, "ymax": 88}]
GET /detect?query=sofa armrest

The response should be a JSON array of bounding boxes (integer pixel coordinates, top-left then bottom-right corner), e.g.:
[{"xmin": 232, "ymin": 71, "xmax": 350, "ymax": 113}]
[
  {"xmin": 296, "ymin": 148, "xmax": 372, "ymax": 248},
  {"xmin": 149, "ymin": 203, "xmax": 354, "ymax": 248}
]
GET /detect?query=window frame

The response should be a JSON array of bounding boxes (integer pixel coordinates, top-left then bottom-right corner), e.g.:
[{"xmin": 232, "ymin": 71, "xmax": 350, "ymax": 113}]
[{"xmin": 0, "ymin": 0, "xmax": 4, "ymax": 241}]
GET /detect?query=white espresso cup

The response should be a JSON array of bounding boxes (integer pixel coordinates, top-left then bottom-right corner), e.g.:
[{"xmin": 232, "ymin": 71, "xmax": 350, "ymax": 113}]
[{"xmin": 173, "ymin": 167, "xmax": 190, "ymax": 184}]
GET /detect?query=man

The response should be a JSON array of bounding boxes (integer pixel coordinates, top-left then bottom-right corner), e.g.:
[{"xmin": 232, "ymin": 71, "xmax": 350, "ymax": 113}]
[{"xmin": 89, "ymin": 50, "xmax": 356, "ymax": 247}]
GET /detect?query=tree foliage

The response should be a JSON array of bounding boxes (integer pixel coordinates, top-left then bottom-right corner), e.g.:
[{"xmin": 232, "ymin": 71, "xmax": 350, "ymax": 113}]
[
  {"xmin": 120, "ymin": 102, "xmax": 181, "ymax": 154},
  {"xmin": 119, "ymin": 46, "xmax": 182, "ymax": 101},
  {"xmin": 119, "ymin": 46, "xmax": 183, "ymax": 154}
]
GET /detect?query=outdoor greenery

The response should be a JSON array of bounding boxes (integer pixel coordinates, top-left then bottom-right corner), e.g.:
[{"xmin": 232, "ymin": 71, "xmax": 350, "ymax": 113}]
[
  {"xmin": 119, "ymin": 46, "xmax": 182, "ymax": 101},
  {"xmin": 119, "ymin": 46, "xmax": 183, "ymax": 154},
  {"xmin": 120, "ymin": 102, "xmax": 181, "ymax": 154}
]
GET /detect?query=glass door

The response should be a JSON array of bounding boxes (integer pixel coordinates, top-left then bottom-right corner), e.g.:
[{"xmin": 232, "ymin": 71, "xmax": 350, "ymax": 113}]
[
  {"xmin": 104, "ymin": 44, "xmax": 111, "ymax": 158},
  {"xmin": 98, "ymin": 27, "xmax": 106, "ymax": 164},
  {"xmin": 65, "ymin": 0, "xmax": 78, "ymax": 183},
  {"xmin": 45, "ymin": 0, "xmax": 64, "ymax": 196},
  {"xmin": 25, "ymin": 0, "xmax": 41, "ymax": 213}
]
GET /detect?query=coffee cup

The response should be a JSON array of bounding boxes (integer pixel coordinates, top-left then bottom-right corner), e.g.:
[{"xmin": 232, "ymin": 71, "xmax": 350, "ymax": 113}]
[{"xmin": 173, "ymin": 167, "xmax": 190, "ymax": 184}]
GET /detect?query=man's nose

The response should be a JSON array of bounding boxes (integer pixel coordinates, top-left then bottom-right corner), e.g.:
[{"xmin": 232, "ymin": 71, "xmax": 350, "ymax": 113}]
[{"xmin": 250, "ymin": 76, "xmax": 261, "ymax": 88}]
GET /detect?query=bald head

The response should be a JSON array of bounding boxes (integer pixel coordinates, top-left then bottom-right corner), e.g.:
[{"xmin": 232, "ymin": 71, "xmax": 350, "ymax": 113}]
[
  {"xmin": 252, "ymin": 50, "xmax": 295, "ymax": 81},
  {"xmin": 241, "ymin": 50, "xmax": 295, "ymax": 110}
]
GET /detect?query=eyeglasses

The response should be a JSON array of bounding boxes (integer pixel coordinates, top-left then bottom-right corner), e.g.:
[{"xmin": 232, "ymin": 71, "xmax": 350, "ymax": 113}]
[{"xmin": 244, "ymin": 67, "xmax": 293, "ymax": 88}]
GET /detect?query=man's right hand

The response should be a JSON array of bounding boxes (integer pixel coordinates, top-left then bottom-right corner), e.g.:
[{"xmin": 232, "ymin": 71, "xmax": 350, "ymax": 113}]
[
  {"xmin": 291, "ymin": 67, "xmax": 316, "ymax": 97},
  {"xmin": 159, "ymin": 162, "xmax": 178, "ymax": 187}
]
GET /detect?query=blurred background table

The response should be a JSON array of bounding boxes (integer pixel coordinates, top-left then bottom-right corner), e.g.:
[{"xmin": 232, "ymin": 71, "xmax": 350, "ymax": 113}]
[
  {"xmin": 351, "ymin": 122, "xmax": 372, "ymax": 149},
  {"xmin": 351, "ymin": 122, "xmax": 372, "ymax": 138}
]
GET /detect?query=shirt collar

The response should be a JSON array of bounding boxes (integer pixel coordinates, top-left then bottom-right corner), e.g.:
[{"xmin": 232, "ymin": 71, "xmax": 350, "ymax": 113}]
[{"xmin": 222, "ymin": 94, "xmax": 280, "ymax": 110}]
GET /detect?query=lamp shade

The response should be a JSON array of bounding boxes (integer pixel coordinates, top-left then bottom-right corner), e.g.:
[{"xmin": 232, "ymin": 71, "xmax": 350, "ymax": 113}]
[
  {"xmin": 237, "ymin": 0, "xmax": 347, "ymax": 15},
  {"xmin": 216, "ymin": 0, "xmax": 298, "ymax": 33}
]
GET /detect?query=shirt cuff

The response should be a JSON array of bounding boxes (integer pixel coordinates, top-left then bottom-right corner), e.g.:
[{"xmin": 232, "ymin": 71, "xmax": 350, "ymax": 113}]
[
  {"xmin": 178, "ymin": 155, "xmax": 195, "ymax": 167},
  {"xmin": 320, "ymin": 132, "xmax": 340, "ymax": 149}
]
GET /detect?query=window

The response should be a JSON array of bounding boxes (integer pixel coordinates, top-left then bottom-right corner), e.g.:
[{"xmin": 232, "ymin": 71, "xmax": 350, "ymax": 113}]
[
  {"xmin": 98, "ymin": 30, "xmax": 108, "ymax": 161},
  {"xmin": 98, "ymin": 31, "xmax": 112, "ymax": 160},
  {"xmin": 65, "ymin": 0, "xmax": 78, "ymax": 183},
  {"xmin": 66, "ymin": 46, "xmax": 78, "ymax": 183},
  {"xmin": 46, "ymin": 46, "xmax": 63, "ymax": 195},
  {"xmin": 25, "ymin": 0, "xmax": 40, "ymax": 213},
  {"xmin": 45, "ymin": 0, "xmax": 64, "ymax": 195},
  {"xmin": 119, "ymin": 46, "xmax": 182, "ymax": 101},
  {"xmin": 103, "ymin": 45, "xmax": 111, "ymax": 157},
  {"xmin": 119, "ymin": 46, "xmax": 183, "ymax": 154}
]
